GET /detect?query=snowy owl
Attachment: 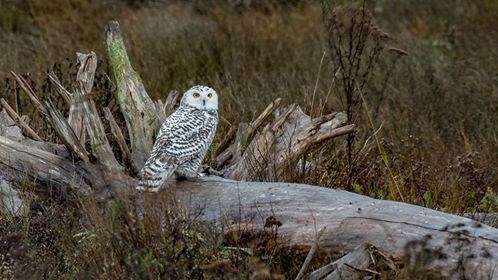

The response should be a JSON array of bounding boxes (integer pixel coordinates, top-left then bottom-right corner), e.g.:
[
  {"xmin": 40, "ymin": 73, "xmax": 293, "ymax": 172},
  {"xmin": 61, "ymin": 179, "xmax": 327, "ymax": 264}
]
[{"xmin": 137, "ymin": 85, "xmax": 219, "ymax": 192}]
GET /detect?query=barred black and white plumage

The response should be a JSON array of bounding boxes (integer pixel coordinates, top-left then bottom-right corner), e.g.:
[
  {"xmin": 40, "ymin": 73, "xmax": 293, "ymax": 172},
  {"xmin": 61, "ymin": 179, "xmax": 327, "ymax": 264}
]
[{"xmin": 137, "ymin": 85, "xmax": 219, "ymax": 192}]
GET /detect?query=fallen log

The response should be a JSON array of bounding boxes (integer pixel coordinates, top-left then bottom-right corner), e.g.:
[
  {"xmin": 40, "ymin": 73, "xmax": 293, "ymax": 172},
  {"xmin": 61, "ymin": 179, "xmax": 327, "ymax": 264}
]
[
  {"xmin": 1, "ymin": 20, "xmax": 497, "ymax": 280},
  {"xmin": 1, "ymin": 137, "xmax": 497, "ymax": 279},
  {"xmin": 174, "ymin": 178, "xmax": 498, "ymax": 279}
]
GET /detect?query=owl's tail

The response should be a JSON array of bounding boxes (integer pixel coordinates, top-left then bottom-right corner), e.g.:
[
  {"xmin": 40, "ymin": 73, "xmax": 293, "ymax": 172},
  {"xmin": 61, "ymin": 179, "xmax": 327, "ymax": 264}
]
[{"xmin": 137, "ymin": 161, "xmax": 178, "ymax": 192}]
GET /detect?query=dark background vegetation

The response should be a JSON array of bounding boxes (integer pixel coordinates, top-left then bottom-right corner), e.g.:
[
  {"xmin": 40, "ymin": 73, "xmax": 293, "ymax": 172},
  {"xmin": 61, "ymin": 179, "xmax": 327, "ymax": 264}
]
[{"xmin": 0, "ymin": 0, "xmax": 497, "ymax": 278}]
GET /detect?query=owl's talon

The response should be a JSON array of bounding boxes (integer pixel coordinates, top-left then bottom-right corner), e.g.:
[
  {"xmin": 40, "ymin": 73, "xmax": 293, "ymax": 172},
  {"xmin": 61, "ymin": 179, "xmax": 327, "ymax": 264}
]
[{"xmin": 136, "ymin": 186, "xmax": 160, "ymax": 193}]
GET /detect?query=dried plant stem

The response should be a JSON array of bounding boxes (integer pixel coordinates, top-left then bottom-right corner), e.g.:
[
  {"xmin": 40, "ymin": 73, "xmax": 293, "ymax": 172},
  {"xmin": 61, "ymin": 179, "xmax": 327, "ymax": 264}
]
[
  {"xmin": 310, "ymin": 51, "xmax": 326, "ymax": 118},
  {"xmin": 358, "ymin": 89, "xmax": 404, "ymax": 201}
]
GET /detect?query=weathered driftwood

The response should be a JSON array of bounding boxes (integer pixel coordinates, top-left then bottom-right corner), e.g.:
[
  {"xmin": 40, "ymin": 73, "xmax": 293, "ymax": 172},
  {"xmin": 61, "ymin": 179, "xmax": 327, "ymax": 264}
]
[
  {"xmin": 306, "ymin": 243, "xmax": 376, "ymax": 280},
  {"xmin": 106, "ymin": 21, "xmax": 152, "ymax": 171},
  {"xmin": 106, "ymin": 21, "xmax": 158, "ymax": 172},
  {"xmin": 1, "ymin": 135, "xmax": 497, "ymax": 279},
  {"xmin": 214, "ymin": 99, "xmax": 355, "ymax": 181},
  {"xmin": 48, "ymin": 70, "xmax": 86, "ymax": 144},
  {"xmin": 11, "ymin": 71, "xmax": 91, "ymax": 163},
  {"xmin": 0, "ymin": 98, "xmax": 41, "ymax": 141},
  {"xmin": 0, "ymin": 136, "xmax": 95, "ymax": 191},
  {"xmin": 105, "ymin": 21, "xmax": 180, "ymax": 172},
  {"xmin": 2, "ymin": 54, "xmax": 131, "ymax": 190},
  {"xmin": 174, "ymin": 178, "xmax": 498, "ymax": 279},
  {"xmin": 76, "ymin": 52, "xmax": 122, "ymax": 171},
  {"xmin": 0, "ymin": 110, "xmax": 26, "ymax": 215},
  {"xmin": 2, "ymin": 20, "xmax": 496, "ymax": 280}
]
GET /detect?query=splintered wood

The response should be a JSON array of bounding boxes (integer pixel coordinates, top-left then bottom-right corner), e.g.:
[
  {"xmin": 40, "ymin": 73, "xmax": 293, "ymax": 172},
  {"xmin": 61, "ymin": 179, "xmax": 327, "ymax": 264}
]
[{"xmin": 214, "ymin": 99, "xmax": 354, "ymax": 181}]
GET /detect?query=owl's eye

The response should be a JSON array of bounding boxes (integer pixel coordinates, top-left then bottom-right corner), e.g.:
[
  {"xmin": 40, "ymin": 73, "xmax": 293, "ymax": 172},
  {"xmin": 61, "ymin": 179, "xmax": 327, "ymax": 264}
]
[
  {"xmin": 207, "ymin": 93, "xmax": 213, "ymax": 98},
  {"xmin": 193, "ymin": 92, "xmax": 201, "ymax": 98}
]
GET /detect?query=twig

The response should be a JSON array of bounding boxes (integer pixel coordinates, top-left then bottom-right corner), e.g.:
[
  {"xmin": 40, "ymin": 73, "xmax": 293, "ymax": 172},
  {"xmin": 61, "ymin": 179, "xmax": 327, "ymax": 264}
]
[
  {"xmin": 48, "ymin": 71, "xmax": 71, "ymax": 105},
  {"xmin": 0, "ymin": 98, "xmax": 42, "ymax": 141},
  {"xmin": 344, "ymin": 263, "xmax": 381, "ymax": 275},
  {"xmin": 104, "ymin": 107, "xmax": 133, "ymax": 169},
  {"xmin": 358, "ymin": 87, "xmax": 404, "ymax": 201},
  {"xmin": 295, "ymin": 226, "xmax": 326, "ymax": 280},
  {"xmin": 10, "ymin": 71, "xmax": 48, "ymax": 117},
  {"xmin": 213, "ymin": 124, "xmax": 237, "ymax": 158}
]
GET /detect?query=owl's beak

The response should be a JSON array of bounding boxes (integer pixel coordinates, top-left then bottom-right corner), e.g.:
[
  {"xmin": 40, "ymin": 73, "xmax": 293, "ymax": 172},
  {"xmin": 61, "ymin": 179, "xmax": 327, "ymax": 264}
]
[{"xmin": 202, "ymin": 99, "xmax": 206, "ymax": 106}]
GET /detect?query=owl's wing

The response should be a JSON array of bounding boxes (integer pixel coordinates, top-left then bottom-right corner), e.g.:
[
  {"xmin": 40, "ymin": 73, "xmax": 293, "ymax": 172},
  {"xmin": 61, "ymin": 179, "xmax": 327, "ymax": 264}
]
[
  {"xmin": 137, "ymin": 152, "xmax": 179, "ymax": 192},
  {"xmin": 137, "ymin": 113, "xmax": 182, "ymax": 191}
]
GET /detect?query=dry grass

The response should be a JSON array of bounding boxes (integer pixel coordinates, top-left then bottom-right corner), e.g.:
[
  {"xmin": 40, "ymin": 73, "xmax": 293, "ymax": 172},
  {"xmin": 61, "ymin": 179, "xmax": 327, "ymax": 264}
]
[{"xmin": 0, "ymin": 0, "xmax": 497, "ymax": 278}]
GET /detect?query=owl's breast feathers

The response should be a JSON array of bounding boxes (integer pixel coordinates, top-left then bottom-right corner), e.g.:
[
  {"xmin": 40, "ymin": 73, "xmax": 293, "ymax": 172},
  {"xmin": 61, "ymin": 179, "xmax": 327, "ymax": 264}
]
[{"xmin": 151, "ymin": 104, "xmax": 218, "ymax": 160}]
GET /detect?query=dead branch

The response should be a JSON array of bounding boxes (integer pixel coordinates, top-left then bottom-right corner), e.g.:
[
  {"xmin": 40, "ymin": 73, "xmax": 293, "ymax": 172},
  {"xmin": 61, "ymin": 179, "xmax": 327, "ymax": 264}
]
[
  {"xmin": 76, "ymin": 52, "xmax": 122, "ymax": 171},
  {"xmin": 103, "ymin": 107, "xmax": 132, "ymax": 167},
  {"xmin": 217, "ymin": 104, "xmax": 355, "ymax": 181},
  {"xmin": 0, "ymin": 98, "xmax": 41, "ymax": 141},
  {"xmin": 45, "ymin": 100, "xmax": 90, "ymax": 162},
  {"xmin": 10, "ymin": 71, "xmax": 48, "ymax": 118},
  {"xmin": 49, "ymin": 71, "xmax": 86, "ymax": 143},
  {"xmin": 296, "ymin": 226, "xmax": 326, "ymax": 280}
]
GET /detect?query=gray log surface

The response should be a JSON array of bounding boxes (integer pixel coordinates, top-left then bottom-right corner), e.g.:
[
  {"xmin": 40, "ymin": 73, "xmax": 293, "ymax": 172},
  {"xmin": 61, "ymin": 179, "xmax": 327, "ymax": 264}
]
[{"xmin": 174, "ymin": 177, "xmax": 498, "ymax": 279}]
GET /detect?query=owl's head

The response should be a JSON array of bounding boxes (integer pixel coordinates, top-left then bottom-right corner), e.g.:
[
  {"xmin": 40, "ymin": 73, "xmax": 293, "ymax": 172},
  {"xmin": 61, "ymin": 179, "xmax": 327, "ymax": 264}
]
[{"xmin": 180, "ymin": 85, "xmax": 218, "ymax": 111}]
